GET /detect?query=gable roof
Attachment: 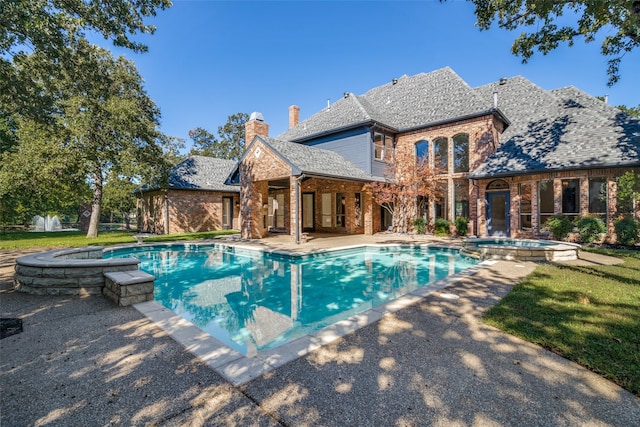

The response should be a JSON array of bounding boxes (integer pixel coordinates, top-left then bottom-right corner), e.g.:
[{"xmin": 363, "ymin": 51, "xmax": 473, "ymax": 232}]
[
  {"xmin": 226, "ymin": 136, "xmax": 377, "ymax": 184},
  {"xmin": 278, "ymin": 67, "xmax": 499, "ymax": 142},
  {"xmin": 263, "ymin": 137, "xmax": 375, "ymax": 181},
  {"xmin": 168, "ymin": 155, "xmax": 239, "ymax": 192},
  {"xmin": 470, "ymin": 77, "xmax": 640, "ymax": 178}
]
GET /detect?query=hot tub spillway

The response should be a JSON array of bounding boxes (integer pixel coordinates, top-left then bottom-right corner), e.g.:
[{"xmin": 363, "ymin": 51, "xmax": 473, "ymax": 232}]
[{"xmin": 462, "ymin": 238, "xmax": 580, "ymax": 262}]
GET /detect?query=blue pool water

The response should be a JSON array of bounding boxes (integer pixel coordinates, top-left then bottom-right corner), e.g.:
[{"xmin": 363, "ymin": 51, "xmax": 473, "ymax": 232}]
[{"xmin": 105, "ymin": 244, "xmax": 477, "ymax": 355}]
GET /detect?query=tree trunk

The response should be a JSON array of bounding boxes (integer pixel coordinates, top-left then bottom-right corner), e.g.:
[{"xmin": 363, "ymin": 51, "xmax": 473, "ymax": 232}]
[{"xmin": 86, "ymin": 168, "xmax": 103, "ymax": 238}]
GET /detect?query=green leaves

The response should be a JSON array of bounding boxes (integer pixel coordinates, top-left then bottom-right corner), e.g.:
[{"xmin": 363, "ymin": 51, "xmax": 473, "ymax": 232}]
[
  {"xmin": 1, "ymin": 0, "xmax": 172, "ymax": 120},
  {"xmin": 189, "ymin": 112, "xmax": 250, "ymax": 161},
  {"xmin": 466, "ymin": 0, "xmax": 640, "ymax": 85}
]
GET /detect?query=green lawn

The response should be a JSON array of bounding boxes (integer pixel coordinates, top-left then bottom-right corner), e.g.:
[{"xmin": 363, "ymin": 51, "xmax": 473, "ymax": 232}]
[
  {"xmin": 484, "ymin": 248, "xmax": 640, "ymax": 397},
  {"xmin": 0, "ymin": 229, "xmax": 239, "ymax": 249}
]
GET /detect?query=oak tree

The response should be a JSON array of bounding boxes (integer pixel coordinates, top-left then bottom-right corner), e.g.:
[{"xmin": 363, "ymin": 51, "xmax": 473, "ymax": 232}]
[
  {"xmin": 1, "ymin": 0, "xmax": 172, "ymax": 118},
  {"xmin": 189, "ymin": 112, "xmax": 249, "ymax": 160},
  {"xmin": 467, "ymin": 0, "xmax": 640, "ymax": 85}
]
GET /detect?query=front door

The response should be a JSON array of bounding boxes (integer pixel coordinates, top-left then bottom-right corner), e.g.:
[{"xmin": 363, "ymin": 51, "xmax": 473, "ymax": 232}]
[
  {"xmin": 302, "ymin": 192, "xmax": 315, "ymax": 232},
  {"xmin": 486, "ymin": 191, "xmax": 510, "ymax": 236}
]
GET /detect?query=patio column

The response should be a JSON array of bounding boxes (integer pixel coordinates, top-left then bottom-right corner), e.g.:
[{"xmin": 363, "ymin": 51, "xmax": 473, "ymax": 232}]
[{"xmin": 290, "ymin": 175, "xmax": 301, "ymax": 243}]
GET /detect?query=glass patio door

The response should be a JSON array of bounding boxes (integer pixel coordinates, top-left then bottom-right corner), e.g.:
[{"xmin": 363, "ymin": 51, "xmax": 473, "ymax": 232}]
[
  {"xmin": 486, "ymin": 191, "xmax": 510, "ymax": 236},
  {"xmin": 302, "ymin": 193, "xmax": 315, "ymax": 231}
]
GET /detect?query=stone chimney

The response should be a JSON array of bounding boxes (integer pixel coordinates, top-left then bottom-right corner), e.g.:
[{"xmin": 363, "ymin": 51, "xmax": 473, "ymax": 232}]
[
  {"xmin": 289, "ymin": 105, "xmax": 300, "ymax": 128},
  {"xmin": 245, "ymin": 112, "xmax": 269, "ymax": 144}
]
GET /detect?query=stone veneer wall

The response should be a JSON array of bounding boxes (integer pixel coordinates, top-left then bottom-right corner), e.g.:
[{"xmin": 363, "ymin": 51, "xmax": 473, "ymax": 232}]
[{"xmin": 14, "ymin": 247, "xmax": 141, "ymax": 296}]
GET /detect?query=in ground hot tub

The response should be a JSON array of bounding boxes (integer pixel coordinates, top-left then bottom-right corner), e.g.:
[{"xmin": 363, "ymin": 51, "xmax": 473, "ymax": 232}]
[{"xmin": 461, "ymin": 238, "xmax": 580, "ymax": 262}]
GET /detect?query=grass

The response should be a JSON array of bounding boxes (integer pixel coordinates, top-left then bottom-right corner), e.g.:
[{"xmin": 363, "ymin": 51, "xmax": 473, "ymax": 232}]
[
  {"xmin": 484, "ymin": 248, "xmax": 640, "ymax": 397},
  {"xmin": 0, "ymin": 229, "xmax": 239, "ymax": 249}
]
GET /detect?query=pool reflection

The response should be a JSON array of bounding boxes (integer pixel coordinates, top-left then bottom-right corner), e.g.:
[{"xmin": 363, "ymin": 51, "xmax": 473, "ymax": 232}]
[{"xmin": 107, "ymin": 245, "xmax": 476, "ymax": 356}]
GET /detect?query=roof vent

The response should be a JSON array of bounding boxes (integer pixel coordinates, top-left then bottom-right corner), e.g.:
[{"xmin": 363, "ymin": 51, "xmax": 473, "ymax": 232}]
[
  {"xmin": 499, "ymin": 77, "xmax": 507, "ymax": 85},
  {"xmin": 392, "ymin": 78, "xmax": 398, "ymax": 85},
  {"xmin": 344, "ymin": 92, "xmax": 349, "ymax": 98},
  {"xmin": 249, "ymin": 112, "xmax": 264, "ymax": 122}
]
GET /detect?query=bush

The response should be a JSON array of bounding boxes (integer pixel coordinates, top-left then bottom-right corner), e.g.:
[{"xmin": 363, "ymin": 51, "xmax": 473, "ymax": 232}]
[
  {"xmin": 434, "ymin": 218, "xmax": 451, "ymax": 236},
  {"xmin": 575, "ymin": 215, "xmax": 607, "ymax": 243},
  {"xmin": 412, "ymin": 218, "xmax": 426, "ymax": 234},
  {"xmin": 454, "ymin": 217, "xmax": 469, "ymax": 236},
  {"xmin": 614, "ymin": 217, "xmax": 639, "ymax": 246},
  {"xmin": 544, "ymin": 214, "xmax": 574, "ymax": 241}
]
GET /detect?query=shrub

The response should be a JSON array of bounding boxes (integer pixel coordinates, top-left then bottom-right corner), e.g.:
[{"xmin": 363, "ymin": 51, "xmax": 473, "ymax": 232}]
[
  {"xmin": 614, "ymin": 217, "xmax": 639, "ymax": 246},
  {"xmin": 454, "ymin": 217, "xmax": 469, "ymax": 236},
  {"xmin": 574, "ymin": 215, "xmax": 606, "ymax": 243},
  {"xmin": 412, "ymin": 217, "xmax": 426, "ymax": 234},
  {"xmin": 544, "ymin": 214, "xmax": 574, "ymax": 241},
  {"xmin": 434, "ymin": 218, "xmax": 451, "ymax": 236}
]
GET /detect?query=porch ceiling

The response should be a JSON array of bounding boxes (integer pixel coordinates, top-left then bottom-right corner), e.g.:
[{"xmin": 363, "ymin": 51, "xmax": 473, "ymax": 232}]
[{"xmin": 268, "ymin": 178, "xmax": 290, "ymax": 190}]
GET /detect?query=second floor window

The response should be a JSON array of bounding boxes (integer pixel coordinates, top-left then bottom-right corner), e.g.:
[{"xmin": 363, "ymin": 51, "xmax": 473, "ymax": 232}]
[
  {"xmin": 415, "ymin": 140, "xmax": 428, "ymax": 166},
  {"xmin": 433, "ymin": 137, "xmax": 448, "ymax": 172},
  {"xmin": 374, "ymin": 132, "xmax": 393, "ymax": 161},
  {"xmin": 453, "ymin": 133, "xmax": 469, "ymax": 173}
]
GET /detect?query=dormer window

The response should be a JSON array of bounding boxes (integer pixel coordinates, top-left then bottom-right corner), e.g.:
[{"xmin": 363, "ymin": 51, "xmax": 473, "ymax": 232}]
[{"xmin": 374, "ymin": 132, "xmax": 393, "ymax": 161}]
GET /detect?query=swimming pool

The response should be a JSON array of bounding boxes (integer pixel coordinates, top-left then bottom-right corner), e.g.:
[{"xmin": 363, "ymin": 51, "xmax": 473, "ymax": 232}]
[{"xmin": 106, "ymin": 244, "xmax": 478, "ymax": 356}]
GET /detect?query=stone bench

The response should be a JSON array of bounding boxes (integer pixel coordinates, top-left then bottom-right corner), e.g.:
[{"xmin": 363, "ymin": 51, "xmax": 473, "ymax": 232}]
[{"xmin": 103, "ymin": 270, "xmax": 155, "ymax": 306}]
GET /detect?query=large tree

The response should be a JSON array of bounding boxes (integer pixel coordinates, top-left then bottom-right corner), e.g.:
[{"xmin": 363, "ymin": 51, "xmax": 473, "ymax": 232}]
[
  {"xmin": 0, "ymin": 0, "xmax": 172, "ymax": 118},
  {"xmin": 467, "ymin": 0, "xmax": 640, "ymax": 85},
  {"xmin": 189, "ymin": 112, "xmax": 249, "ymax": 160},
  {"xmin": 0, "ymin": 118, "xmax": 90, "ymax": 226},
  {"xmin": 1, "ymin": 42, "xmax": 173, "ymax": 237}
]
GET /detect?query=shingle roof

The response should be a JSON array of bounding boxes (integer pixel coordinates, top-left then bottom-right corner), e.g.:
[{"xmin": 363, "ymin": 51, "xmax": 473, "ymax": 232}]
[
  {"xmin": 469, "ymin": 77, "xmax": 640, "ymax": 178},
  {"xmin": 278, "ymin": 67, "xmax": 492, "ymax": 141},
  {"xmin": 168, "ymin": 156, "xmax": 239, "ymax": 192},
  {"xmin": 261, "ymin": 137, "xmax": 376, "ymax": 181}
]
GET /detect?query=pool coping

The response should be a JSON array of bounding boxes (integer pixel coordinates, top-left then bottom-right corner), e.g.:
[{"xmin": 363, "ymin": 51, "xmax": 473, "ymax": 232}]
[{"xmin": 129, "ymin": 242, "xmax": 497, "ymax": 386}]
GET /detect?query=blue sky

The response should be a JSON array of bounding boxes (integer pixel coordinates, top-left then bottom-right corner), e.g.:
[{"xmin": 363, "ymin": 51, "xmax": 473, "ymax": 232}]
[{"xmin": 108, "ymin": 0, "xmax": 640, "ymax": 151}]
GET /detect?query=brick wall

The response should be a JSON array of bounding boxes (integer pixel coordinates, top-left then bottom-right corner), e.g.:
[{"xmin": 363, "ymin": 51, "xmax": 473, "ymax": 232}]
[
  {"xmin": 395, "ymin": 114, "xmax": 500, "ymax": 234},
  {"xmin": 240, "ymin": 138, "xmax": 291, "ymax": 238},
  {"xmin": 475, "ymin": 167, "xmax": 640, "ymax": 240},
  {"xmin": 137, "ymin": 189, "xmax": 239, "ymax": 234},
  {"xmin": 299, "ymin": 178, "xmax": 370, "ymax": 235}
]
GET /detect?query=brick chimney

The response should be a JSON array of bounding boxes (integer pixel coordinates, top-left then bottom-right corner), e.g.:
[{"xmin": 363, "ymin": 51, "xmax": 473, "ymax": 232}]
[
  {"xmin": 289, "ymin": 105, "xmax": 300, "ymax": 128},
  {"xmin": 245, "ymin": 112, "xmax": 269, "ymax": 144}
]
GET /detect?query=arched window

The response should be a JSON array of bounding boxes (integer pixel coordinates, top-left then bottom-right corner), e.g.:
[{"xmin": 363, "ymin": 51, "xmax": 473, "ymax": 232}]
[
  {"xmin": 415, "ymin": 140, "xmax": 428, "ymax": 166},
  {"xmin": 453, "ymin": 133, "xmax": 469, "ymax": 173},
  {"xmin": 433, "ymin": 137, "xmax": 448, "ymax": 172},
  {"xmin": 487, "ymin": 179, "xmax": 509, "ymax": 191}
]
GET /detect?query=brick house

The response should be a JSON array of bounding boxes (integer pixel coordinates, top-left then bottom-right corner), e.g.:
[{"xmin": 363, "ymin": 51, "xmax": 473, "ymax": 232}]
[
  {"xmin": 232, "ymin": 67, "xmax": 639, "ymax": 241},
  {"xmin": 143, "ymin": 67, "xmax": 640, "ymax": 241},
  {"xmin": 137, "ymin": 156, "xmax": 239, "ymax": 234}
]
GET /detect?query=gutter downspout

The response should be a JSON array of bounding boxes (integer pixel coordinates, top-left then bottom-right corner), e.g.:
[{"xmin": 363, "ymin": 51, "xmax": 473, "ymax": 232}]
[
  {"xmin": 295, "ymin": 174, "xmax": 306, "ymax": 244},
  {"xmin": 165, "ymin": 191, "xmax": 170, "ymax": 235}
]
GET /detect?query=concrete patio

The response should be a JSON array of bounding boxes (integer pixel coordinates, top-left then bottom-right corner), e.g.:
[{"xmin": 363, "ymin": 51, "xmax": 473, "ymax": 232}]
[{"xmin": 1, "ymin": 234, "xmax": 638, "ymax": 426}]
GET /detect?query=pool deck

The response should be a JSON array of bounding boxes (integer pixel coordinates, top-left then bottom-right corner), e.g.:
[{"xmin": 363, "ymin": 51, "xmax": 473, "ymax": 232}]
[{"xmin": 1, "ymin": 234, "xmax": 638, "ymax": 426}]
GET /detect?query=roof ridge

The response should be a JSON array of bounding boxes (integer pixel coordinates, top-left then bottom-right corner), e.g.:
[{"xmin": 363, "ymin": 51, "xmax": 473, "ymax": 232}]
[{"xmin": 349, "ymin": 94, "xmax": 373, "ymax": 121}]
